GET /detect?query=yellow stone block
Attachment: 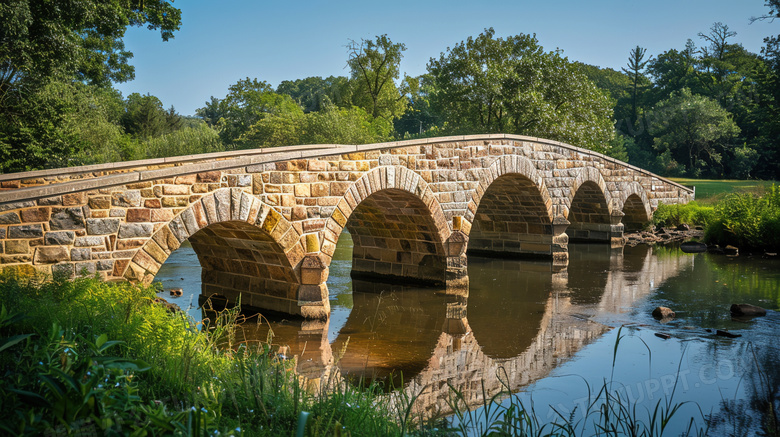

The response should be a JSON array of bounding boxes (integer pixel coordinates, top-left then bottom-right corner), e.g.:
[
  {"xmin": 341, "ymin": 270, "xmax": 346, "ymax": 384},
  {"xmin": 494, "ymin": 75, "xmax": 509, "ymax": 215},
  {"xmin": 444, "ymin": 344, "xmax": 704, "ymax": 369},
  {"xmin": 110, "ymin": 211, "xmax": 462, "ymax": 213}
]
[
  {"xmin": 304, "ymin": 233, "xmax": 320, "ymax": 253},
  {"xmin": 262, "ymin": 209, "xmax": 281, "ymax": 233}
]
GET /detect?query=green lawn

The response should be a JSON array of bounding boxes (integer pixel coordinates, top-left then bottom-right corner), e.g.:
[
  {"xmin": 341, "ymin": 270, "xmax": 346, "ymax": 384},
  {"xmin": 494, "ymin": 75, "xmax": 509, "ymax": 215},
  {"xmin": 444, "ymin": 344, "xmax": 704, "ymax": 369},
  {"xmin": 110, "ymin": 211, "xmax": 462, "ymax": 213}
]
[{"xmin": 670, "ymin": 178, "xmax": 778, "ymax": 204}]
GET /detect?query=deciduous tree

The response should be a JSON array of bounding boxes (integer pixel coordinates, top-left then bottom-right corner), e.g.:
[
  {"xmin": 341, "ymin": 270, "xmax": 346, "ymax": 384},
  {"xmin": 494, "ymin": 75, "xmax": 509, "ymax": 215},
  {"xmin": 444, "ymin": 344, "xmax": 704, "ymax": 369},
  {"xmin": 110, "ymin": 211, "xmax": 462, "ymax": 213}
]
[
  {"xmin": 347, "ymin": 35, "xmax": 407, "ymax": 120},
  {"xmin": 427, "ymin": 28, "xmax": 615, "ymax": 153}
]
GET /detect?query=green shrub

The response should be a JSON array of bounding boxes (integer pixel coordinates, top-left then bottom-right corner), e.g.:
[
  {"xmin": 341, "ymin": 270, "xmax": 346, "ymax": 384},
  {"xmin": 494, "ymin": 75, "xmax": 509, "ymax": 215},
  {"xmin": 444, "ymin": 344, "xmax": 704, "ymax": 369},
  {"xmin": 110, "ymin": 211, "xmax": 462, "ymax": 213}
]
[
  {"xmin": 140, "ymin": 123, "xmax": 224, "ymax": 159},
  {"xmin": 705, "ymin": 185, "xmax": 780, "ymax": 250},
  {"xmin": 652, "ymin": 201, "xmax": 715, "ymax": 227}
]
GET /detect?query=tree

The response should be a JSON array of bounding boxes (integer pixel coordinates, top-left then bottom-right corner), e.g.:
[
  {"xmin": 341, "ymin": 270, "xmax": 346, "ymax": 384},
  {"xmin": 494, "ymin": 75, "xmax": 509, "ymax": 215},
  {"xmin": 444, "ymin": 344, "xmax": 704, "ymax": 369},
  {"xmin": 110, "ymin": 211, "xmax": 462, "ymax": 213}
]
[
  {"xmin": 427, "ymin": 28, "xmax": 615, "ymax": 153},
  {"xmin": 347, "ymin": 35, "xmax": 407, "ymax": 120},
  {"xmin": 622, "ymin": 46, "xmax": 651, "ymax": 129},
  {"xmin": 647, "ymin": 42, "xmax": 702, "ymax": 101},
  {"xmin": 276, "ymin": 76, "xmax": 350, "ymax": 113},
  {"xmin": 196, "ymin": 96, "xmax": 225, "ymax": 128},
  {"xmin": 0, "ymin": 0, "xmax": 181, "ymax": 93},
  {"xmin": 207, "ymin": 78, "xmax": 302, "ymax": 146},
  {"xmin": 0, "ymin": 0, "xmax": 181, "ymax": 172},
  {"xmin": 121, "ymin": 93, "xmax": 182, "ymax": 140},
  {"xmin": 238, "ymin": 100, "xmax": 391, "ymax": 148},
  {"xmin": 649, "ymin": 88, "xmax": 740, "ymax": 177}
]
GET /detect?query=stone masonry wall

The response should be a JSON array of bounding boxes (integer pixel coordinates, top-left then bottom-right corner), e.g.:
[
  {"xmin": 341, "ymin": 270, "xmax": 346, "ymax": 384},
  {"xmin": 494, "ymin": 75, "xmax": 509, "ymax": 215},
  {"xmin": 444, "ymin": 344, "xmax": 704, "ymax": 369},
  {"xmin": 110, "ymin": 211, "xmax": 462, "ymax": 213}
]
[{"xmin": 0, "ymin": 135, "xmax": 694, "ymax": 318}]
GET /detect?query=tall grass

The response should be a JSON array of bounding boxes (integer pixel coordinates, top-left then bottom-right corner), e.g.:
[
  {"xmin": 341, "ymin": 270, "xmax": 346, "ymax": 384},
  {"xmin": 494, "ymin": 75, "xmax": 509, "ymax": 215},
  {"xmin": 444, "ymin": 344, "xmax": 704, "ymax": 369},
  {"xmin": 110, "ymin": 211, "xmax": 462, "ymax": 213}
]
[
  {"xmin": 705, "ymin": 185, "xmax": 780, "ymax": 250},
  {"xmin": 0, "ymin": 272, "xmax": 713, "ymax": 436}
]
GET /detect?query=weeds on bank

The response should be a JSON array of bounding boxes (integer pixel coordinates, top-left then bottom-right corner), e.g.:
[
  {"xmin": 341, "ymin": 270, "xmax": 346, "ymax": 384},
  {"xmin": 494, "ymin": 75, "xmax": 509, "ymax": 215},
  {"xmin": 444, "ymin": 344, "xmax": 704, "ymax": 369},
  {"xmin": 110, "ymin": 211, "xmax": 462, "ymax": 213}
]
[
  {"xmin": 0, "ymin": 272, "xmax": 713, "ymax": 436},
  {"xmin": 653, "ymin": 185, "xmax": 780, "ymax": 251},
  {"xmin": 0, "ymin": 272, "xmax": 402, "ymax": 435}
]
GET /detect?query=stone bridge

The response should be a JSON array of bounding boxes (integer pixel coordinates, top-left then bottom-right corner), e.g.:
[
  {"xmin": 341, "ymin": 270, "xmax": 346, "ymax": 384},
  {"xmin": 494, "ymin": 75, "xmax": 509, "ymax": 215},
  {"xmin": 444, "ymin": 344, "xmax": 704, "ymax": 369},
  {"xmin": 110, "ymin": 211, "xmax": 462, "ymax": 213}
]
[{"xmin": 0, "ymin": 134, "xmax": 693, "ymax": 318}]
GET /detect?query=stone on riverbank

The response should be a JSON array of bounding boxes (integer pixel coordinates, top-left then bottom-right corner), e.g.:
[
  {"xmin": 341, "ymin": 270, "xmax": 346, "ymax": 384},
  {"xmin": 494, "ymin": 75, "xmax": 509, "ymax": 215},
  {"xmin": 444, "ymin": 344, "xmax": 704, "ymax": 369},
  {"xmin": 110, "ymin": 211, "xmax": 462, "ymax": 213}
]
[
  {"xmin": 652, "ymin": 306, "xmax": 676, "ymax": 320},
  {"xmin": 730, "ymin": 303, "xmax": 767, "ymax": 317}
]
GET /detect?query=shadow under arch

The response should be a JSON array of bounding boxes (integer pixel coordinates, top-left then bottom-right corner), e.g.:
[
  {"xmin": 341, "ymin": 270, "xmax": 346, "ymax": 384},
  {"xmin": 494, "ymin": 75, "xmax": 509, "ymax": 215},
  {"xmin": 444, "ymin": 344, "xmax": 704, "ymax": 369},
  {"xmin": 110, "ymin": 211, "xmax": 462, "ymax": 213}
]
[
  {"xmin": 125, "ymin": 188, "xmax": 306, "ymax": 315},
  {"xmin": 325, "ymin": 166, "xmax": 451, "ymax": 286},
  {"xmin": 618, "ymin": 182, "xmax": 652, "ymax": 232},
  {"xmin": 465, "ymin": 155, "xmax": 555, "ymax": 259},
  {"xmin": 567, "ymin": 167, "xmax": 613, "ymax": 243}
]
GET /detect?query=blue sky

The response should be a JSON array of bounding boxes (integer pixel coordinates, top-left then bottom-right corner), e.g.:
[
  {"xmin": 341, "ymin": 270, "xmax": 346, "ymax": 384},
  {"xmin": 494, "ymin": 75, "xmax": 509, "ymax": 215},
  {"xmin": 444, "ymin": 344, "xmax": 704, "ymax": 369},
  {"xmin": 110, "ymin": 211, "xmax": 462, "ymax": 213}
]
[{"xmin": 115, "ymin": 0, "xmax": 776, "ymax": 115}]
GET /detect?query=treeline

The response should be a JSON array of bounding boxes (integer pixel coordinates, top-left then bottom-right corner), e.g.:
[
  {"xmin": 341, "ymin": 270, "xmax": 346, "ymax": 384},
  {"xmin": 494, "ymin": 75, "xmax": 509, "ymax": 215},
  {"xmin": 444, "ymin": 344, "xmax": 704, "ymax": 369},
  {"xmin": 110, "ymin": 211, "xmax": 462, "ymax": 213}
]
[
  {"xmin": 581, "ymin": 15, "xmax": 780, "ymax": 180},
  {"xmin": 2, "ymin": 1, "xmax": 779, "ymax": 181}
]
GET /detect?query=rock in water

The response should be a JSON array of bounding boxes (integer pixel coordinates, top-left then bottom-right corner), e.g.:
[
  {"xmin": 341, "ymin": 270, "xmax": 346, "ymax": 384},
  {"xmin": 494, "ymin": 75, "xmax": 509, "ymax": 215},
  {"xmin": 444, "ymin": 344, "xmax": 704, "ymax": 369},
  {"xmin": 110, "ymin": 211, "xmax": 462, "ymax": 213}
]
[
  {"xmin": 680, "ymin": 241, "xmax": 707, "ymax": 253},
  {"xmin": 652, "ymin": 306, "xmax": 676, "ymax": 320},
  {"xmin": 730, "ymin": 303, "xmax": 767, "ymax": 317},
  {"xmin": 725, "ymin": 245, "xmax": 739, "ymax": 256}
]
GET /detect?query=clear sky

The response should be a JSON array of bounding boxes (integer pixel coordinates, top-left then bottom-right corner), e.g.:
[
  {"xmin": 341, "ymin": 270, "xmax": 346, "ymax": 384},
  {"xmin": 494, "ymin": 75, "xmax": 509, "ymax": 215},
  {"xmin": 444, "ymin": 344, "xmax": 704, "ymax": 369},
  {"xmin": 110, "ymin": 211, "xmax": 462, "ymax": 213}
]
[{"xmin": 114, "ymin": 0, "xmax": 776, "ymax": 116}]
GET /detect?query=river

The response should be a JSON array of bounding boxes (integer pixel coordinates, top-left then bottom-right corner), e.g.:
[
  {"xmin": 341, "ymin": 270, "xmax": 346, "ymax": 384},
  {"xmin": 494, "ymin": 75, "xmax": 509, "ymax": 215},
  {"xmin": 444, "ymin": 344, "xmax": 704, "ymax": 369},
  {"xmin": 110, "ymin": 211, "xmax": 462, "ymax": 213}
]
[{"xmin": 154, "ymin": 233, "xmax": 780, "ymax": 435}]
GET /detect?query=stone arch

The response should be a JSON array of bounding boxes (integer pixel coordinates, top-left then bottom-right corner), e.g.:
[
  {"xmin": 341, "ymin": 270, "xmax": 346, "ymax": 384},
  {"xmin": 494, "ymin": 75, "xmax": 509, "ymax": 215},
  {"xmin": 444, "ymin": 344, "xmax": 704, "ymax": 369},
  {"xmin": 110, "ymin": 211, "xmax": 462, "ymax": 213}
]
[
  {"xmin": 567, "ymin": 167, "xmax": 613, "ymax": 242},
  {"xmin": 124, "ymin": 188, "xmax": 304, "ymax": 312},
  {"xmin": 618, "ymin": 182, "xmax": 652, "ymax": 232},
  {"xmin": 324, "ymin": 166, "xmax": 451, "ymax": 285},
  {"xmin": 464, "ymin": 155, "xmax": 556, "ymax": 258}
]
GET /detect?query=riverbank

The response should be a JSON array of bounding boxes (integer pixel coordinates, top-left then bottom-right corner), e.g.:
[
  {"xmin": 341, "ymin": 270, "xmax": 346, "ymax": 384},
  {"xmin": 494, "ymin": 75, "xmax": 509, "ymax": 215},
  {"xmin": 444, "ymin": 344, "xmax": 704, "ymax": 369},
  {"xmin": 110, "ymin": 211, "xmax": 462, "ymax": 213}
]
[{"xmin": 0, "ymin": 268, "xmax": 722, "ymax": 436}]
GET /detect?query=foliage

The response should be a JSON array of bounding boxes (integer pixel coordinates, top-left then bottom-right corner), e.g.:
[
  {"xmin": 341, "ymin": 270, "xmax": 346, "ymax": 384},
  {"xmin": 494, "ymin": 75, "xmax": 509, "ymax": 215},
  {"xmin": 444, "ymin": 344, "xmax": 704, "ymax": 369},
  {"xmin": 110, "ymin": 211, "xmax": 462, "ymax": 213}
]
[
  {"xmin": 649, "ymin": 88, "xmax": 740, "ymax": 177},
  {"xmin": 705, "ymin": 185, "xmax": 780, "ymax": 250},
  {"xmin": 0, "ymin": 0, "xmax": 180, "ymax": 92},
  {"xmin": 201, "ymin": 78, "xmax": 302, "ymax": 147},
  {"xmin": 239, "ymin": 101, "xmax": 392, "ymax": 148},
  {"xmin": 652, "ymin": 202, "xmax": 715, "ymax": 227},
  {"xmin": 347, "ymin": 35, "xmax": 408, "ymax": 120},
  {"xmin": 140, "ymin": 123, "xmax": 224, "ymax": 159},
  {"xmin": 277, "ymin": 76, "xmax": 351, "ymax": 113},
  {"xmin": 121, "ymin": 92, "xmax": 183, "ymax": 140},
  {"xmin": 427, "ymin": 28, "xmax": 616, "ymax": 153}
]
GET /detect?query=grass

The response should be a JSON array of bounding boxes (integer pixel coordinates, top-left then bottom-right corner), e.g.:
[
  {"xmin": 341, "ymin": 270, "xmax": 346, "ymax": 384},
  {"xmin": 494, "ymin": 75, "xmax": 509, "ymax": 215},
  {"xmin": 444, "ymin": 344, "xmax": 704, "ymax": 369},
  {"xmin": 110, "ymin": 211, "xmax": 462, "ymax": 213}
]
[
  {"xmin": 0, "ymin": 272, "xmax": 713, "ymax": 436},
  {"xmin": 669, "ymin": 178, "xmax": 778, "ymax": 205}
]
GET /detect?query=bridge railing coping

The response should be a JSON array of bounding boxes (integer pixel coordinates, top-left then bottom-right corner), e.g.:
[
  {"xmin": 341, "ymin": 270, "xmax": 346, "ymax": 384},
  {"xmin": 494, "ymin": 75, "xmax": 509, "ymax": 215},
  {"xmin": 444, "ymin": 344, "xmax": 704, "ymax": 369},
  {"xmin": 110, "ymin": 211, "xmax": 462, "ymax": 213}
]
[{"xmin": 0, "ymin": 134, "xmax": 693, "ymax": 206}]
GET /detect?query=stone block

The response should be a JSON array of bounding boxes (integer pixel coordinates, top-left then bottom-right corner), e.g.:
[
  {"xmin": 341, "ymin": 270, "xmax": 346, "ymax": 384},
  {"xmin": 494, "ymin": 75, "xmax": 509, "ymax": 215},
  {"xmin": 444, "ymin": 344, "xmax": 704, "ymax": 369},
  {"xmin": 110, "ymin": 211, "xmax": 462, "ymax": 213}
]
[
  {"xmin": 112, "ymin": 191, "xmax": 142, "ymax": 207},
  {"xmin": 112, "ymin": 259, "xmax": 130, "ymax": 276},
  {"xmin": 34, "ymin": 246, "xmax": 69, "ymax": 264},
  {"xmin": 118, "ymin": 223, "xmax": 154, "ymax": 239},
  {"xmin": 88, "ymin": 196, "xmax": 111, "ymax": 209},
  {"xmin": 144, "ymin": 198, "xmax": 162, "ymax": 208},
  {"xmin": 116, "ymin": 239, "xmax": 146, "ymax": 250},
  {"xmin": 174, "ymin": 174, "xmax": 197, "ymax": 184},
  {"xmin": 75, "ymin": 236, "xmax": 104, "ymax": 247},
  {"xmin": 45, "ymin": 231, "xmax": 75, "ymax": 245},
  {"xmin": 163, "ymin": 185, "xmax": 189, "ymax": 195},
  {"xmin": 90, "ymin": 210, "xmax": 108, "ymax": 218},
  {"xmin": 310, "ymin": 182, "xmax": 329, "ymax": 197},
  {"xmin": 74, "ymin": 261, "xmax": 97, "ymax": 276},
  {"xmin": 0, "ymin": 212, "xmax": 21, "ymax": 225},
  {"xmin": 5, "ymin": 240, "xmax": 29, "ymax": 254},
  {"xmin": 96, "ymin": 259, "xmax": 114, "ymax": 271},
  {"xmin": 52, "ymin": 263, "xmax": 74, "ymax": 278},
  {"xmin": 197, "ymin": 171, "xmax": 221, "ymax": 183},
  {"xmin": 62, "ymin": 192, "xmax": 87, "ymax": 206},
  {"xmin": 9, "ymin": 224, "xmax": 43, "ymax": 238},
  {"xmin": 71, "ymin": 248, "xmax": 91, "ymax": 261},
  {"xmin": 86, "ymin": 218, "xmax": 121, "ymax": 235},
  {"xmin": 151, "ymin": 209, "xmax": 174, "ymax": 222},
  {"xmin": 1, "ymin": 254, "xmax": 32, "ymax": 264},
  {"xmin": 161, "ymin": 196, "xmax": 189, "ymax": 207},
  {"xmin": 109, "ymin": 209, "xmax": 126, "ymax": 217},
  {"xmin": 126, "ymin": 209, "xmax": 151, "ymax": 222}
]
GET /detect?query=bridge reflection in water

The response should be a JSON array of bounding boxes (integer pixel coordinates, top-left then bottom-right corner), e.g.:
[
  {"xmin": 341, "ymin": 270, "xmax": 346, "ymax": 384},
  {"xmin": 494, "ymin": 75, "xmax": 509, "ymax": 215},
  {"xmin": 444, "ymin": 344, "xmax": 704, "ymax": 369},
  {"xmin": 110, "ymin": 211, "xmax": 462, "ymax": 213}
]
[{"xmin": 215, "ymin": 241, "xmax": 693, "ymax": 419}]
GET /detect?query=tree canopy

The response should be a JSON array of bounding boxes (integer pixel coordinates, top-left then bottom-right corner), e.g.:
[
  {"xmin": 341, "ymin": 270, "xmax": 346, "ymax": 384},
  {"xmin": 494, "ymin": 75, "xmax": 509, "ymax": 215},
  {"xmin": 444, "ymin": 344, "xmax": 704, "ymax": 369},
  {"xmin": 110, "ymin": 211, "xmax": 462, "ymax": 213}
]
[{"xmin": 427, "ymin": 28, "xmax": 615, "ymax": 153}]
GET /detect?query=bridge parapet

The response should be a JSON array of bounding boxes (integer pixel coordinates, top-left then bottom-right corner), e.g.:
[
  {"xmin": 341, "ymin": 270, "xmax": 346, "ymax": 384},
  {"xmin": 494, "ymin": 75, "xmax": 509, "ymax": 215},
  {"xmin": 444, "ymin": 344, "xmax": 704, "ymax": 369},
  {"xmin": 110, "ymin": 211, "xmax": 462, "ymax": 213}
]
[{"xmin": 0, "ymin": 134, "xmax": 693, "ymax": 318}]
